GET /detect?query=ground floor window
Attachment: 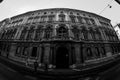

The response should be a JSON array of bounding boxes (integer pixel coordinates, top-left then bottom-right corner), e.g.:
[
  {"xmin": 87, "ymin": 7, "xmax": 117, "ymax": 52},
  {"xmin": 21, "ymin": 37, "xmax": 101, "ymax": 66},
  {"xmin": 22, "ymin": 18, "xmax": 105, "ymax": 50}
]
[
  {"xmin": 22, "ymin": 47, "xmax": 28, "ymax": 57},
  {"xmin": 94, "ymin": 47, "xmax": 100, "ymax": 58},
  {"xmin": 15, "ymin": 46, "xmax": 22, "ymax": 56},
  {"xmin": 31, "ymin": 47, "xmax": 37, "ymax": 58},
  {"xmin": 100, "ymin": 47, "xmax": 106, "ymax": 57},
  {"xmin": 86, "ymin": 48, "xmax": 93, "ymax": 60}
]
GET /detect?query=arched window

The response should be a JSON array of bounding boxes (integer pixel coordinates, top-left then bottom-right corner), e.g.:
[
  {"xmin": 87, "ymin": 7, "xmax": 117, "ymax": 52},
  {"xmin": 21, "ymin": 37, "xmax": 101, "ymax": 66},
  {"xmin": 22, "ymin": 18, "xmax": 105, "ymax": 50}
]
[
  {"xmin": 86, "ymin": 48, "xmax": 93, "ymax": 60},
  {"xmin": 69, "ymin": 15, "xmax": 76, "ymax": 23},
  {"xmin": 22, "ymin": 47, "xmax": 28, "ymax": 57},
  {"xmin": 44, "ymin": 25, "xmax": 53, "ymax": 40},
  {"xmin": 34, "ymin": 25, "xmax": 43, "ymax": 41},
  {"xmin": 0, "ymin": 32, "xmax": 4, "ymax": 39},
  {"xmin": 59, "ymin": 13, "xmax": 66, "ymax": 22},
  {"xmin": 89, "ymin": 28, "xmax": 96, "ymax": 40},
  {"xmin": 81, "ymin": 27, "xmax": 88, "ymax": 40},
  {"xmin": 111, "ymin": 46, "xmax": 115, "ymax": 54},
  {"xmin": 57, "ymin": 24, "xmax": 68, "ymax": 39},
  {"xmin": 20, "ymin": 27, "xmax": 28, "ymax": 40},
  {"xmin": 77, "ymin": 16, "xmax": 83, "ymax": 23},
  {"xmin": 100, "ymin": 47, "xmax": 106, "ymax": 57},
  {"xmin": 48, "ymin": 15, "xmax": 55, "ymax": 23},
  {"xmin": 26, "ymin": 26, "xmax": 35, "ymax": 40},
  {"xmin": 71, "ymin": 26, "xmax": 80, "ymax": 40},
  {"xmin": 5, "ymin": 30, "xmax": 9, "ymax": 39},
  {"xmin": 2, "ymin": 31, "xmax": 7, "ymax": 40},
  {"xmin": 90, "ymin": 19, "xmax": 95, "ymax": 25},
  {"xmin": 84, "ymin": 18, "xmax": 91, "ymax": 24},
  {"xmin": 9, "ymin": 28, "xmax": 17, "ymax": 40},
  {"xmin": 40, "ymin": 15, "xmax": 47, "ymax": 22},
  {"xmin": 94, "ymin": 47, "xmax": 100, "ymax": 58},
  {"xmin": 15, "ymin": 46, "xmax": 22, "ymax": 56},
  {"xmin": 95, "ymin": 29, "xmax": 102, "ymax": 41}
]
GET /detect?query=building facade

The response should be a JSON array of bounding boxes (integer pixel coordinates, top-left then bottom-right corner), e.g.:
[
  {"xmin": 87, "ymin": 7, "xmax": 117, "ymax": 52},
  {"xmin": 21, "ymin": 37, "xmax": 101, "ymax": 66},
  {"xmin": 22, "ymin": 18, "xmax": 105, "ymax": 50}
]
[{"xmin": 0, "ymin": 8, "xmax": 119, "ymax": 69}]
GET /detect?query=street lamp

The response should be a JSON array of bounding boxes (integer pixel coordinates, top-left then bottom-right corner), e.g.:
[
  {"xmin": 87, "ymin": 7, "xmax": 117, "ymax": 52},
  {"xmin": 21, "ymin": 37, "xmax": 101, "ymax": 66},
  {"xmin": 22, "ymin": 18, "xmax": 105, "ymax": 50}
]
[
  {"xmin": 0, "ymin": 0, "xmax": 3, "ymax": 3},
  {"xmin": 115, "ymin": 0, "xmax": 120, "ymax": 5}
]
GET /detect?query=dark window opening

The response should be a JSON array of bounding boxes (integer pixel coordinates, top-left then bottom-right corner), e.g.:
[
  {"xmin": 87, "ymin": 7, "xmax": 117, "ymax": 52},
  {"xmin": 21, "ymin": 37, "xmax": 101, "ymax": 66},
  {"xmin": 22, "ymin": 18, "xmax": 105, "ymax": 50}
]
[{"xmin": 31, "ymin": 47, "xmax": 37, "ymax": 57}]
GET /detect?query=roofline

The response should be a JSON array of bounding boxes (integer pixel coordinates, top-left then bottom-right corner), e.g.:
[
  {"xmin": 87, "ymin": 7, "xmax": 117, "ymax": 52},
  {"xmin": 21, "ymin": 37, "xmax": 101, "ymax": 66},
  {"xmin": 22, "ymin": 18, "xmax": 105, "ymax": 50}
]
[{"xmin": 7, "ymin": 8, "xmax": 110, "ymax": 22}]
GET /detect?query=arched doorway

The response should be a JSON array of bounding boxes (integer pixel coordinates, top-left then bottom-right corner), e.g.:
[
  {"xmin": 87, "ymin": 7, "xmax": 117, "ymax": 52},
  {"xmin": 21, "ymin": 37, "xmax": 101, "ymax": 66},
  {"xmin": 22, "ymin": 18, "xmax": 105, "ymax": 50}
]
[{"xmin": 56, "ymin": 46, "xmax": 69, "ymax": 69}]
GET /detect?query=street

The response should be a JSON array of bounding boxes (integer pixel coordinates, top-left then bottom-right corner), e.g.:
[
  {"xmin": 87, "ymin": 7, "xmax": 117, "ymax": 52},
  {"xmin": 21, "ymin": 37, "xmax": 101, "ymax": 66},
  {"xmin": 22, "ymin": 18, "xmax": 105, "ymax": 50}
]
[
  {"xmin": 0, "ymin": 62, "xmax": 37, "ymax": 80},
  {"xmin": 0, "ymin": 60, "xmax": 120, "ymax": 80}
]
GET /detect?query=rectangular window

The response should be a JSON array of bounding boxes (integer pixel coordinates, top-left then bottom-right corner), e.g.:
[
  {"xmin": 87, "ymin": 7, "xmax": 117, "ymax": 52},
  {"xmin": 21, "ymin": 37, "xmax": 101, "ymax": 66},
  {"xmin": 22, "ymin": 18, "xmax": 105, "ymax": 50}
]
[
  {"xmin": 22, "ymin": 47, "xmax": 28, "ymax": 56},
  {"xmin": 15, "ymin": 46, "xmax": 22, "ymax": 56},
  {"xmin": 48, "ymin": 15, "xmax": 55, "ymax": 22},
  {"xmin": 31, "ymin": 47, "xmax": 37, "ymax": 57}
]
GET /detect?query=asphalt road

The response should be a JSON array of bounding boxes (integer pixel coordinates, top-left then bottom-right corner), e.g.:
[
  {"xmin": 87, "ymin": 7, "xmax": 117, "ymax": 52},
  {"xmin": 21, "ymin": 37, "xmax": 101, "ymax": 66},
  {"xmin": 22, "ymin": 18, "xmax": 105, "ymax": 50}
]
[
  {"xmin": 1, "ymin": 60, "xmax": 120, "ymax": 80},
  {"xmin": 99, "ymin": 60, "xmax": 120, "ymax": 80},
  {"xmin": 0, "ymin": 62, "xmax": 37, "ymax": 80}
]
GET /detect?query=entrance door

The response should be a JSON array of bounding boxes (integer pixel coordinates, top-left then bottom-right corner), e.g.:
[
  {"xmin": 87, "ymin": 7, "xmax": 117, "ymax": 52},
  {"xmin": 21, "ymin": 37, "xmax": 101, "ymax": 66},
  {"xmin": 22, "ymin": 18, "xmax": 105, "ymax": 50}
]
[{"xmin": 56, "ymin": 47, "xmax": 69, "ymax": 69}]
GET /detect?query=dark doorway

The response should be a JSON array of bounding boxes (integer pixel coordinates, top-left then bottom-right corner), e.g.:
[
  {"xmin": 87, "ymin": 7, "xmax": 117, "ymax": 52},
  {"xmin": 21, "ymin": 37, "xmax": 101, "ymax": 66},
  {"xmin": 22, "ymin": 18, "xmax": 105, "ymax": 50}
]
[{"xmin": 56, "ymin": 46, "xmax": 69, "ymax": 69}]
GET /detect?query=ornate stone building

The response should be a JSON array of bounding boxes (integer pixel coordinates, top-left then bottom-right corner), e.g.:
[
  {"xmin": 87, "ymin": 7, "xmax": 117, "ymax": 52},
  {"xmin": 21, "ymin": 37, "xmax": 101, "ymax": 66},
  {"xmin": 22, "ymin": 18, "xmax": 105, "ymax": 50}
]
[{"xmin": 0, "ymin": 8, "xmax": 119, "ymax": 69}]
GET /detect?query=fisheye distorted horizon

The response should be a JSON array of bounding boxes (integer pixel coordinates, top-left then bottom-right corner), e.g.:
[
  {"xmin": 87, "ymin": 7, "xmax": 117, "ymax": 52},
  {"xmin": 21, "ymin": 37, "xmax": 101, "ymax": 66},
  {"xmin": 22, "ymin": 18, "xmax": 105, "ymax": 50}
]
[{"xmin": 0, "ymin": 0, "xmax": 120, "ymax": 25}]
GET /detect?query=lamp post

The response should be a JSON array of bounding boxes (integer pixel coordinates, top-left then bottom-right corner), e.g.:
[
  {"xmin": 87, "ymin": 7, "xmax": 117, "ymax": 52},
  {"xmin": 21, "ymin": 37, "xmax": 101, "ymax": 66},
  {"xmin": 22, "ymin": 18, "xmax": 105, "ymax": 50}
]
[
  {"xmin": 115, "ymin": 0, "xmax": 120, "ymax": 5},
  {"xmin": 0, "ymin": 0, "xmax": 3, "ymax": 3}
]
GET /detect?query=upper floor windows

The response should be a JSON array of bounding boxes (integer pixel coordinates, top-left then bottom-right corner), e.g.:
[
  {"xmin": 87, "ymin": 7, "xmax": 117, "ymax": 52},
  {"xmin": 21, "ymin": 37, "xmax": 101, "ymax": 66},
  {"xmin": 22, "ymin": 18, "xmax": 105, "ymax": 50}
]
[
  {"xmin": 44, "ymin": 25, "xmax": 53, "ymax": 40},
  {"xmin": 69, "ymin": 15, "xmax": 76, "ymax": 23},
  {"xmin": 71, "ymin": 26, "xmax": 80, "ymax": 40},
  {"xmin": 81, "ymin": 27, "xmax": 88, "ymax": 40},
  {"xmin": 1, "ymin": 28, "xmax": 17, "ymax": 40},
  {"xmin": 84, "ymin": 18, "xmax": 91, "ymax": 24},
  {"xmin": 99, "ymin": 21, "xmax": 109, "ymax": 27},
  {"xmin": 90, "ymin": 19, "xmax": 95, "ymax": 25},
  {"xmin": 26, "ymin": 26, "xmax": 35, "ymax": 40},
  {"xmin": 57, "ymin": 24, "xmax": 68, "ymax": 39},
  {"xmin": 48, "ymin": 15, "xmax": 55, "ymax": 22},
  {"xmin": 34, "ymin": 25, "xmax": 43, "ymax": 41},
  {"xmin": 40, "ymin": 15, "xmax": 47, "ymax": 22},
  {"xmin": 20, "ymin": 27, "xmax": 28, "ymax": 40},
  {"xmin": 77, "ymin": 16, "xmax": 84, "ymax": 23},
  {"xmin": 58, "ymin": 14, "xmax": 66, "ymax": 22}
]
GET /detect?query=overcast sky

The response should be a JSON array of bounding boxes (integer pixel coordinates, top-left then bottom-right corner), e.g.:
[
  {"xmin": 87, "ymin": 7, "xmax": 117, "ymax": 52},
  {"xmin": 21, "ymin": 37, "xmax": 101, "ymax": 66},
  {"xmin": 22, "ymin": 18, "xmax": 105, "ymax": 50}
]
[{"xmin": 0, "ymin": 0, "xmax": 120, "ymax": 26}]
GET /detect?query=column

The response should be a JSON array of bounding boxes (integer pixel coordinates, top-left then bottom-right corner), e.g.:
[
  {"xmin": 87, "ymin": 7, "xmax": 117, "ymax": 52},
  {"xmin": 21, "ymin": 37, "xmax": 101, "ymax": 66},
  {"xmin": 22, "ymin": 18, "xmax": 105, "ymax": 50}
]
[
  {"xmin": 38, "ymin": 45, "xmax": 42, "ymax": 63},
  {"xmin": 68, "ymin": 26, "xmax": 74, "ymax": 39},
  {"xmin": 14, "ymin": 27, "xmax": 22, "ymax": 39},
  {"xmin": 52, "ymin": 25, "xmax": 57, "ymax": 39},
  {"xmin": 75, "ymin": 44, "xmax": 81, "ymax": 64},
  {"xmin": 41, "ymin": 29, "xmax": 45, "ymax": 40},
  {"xmin": 32, "ymin": 29, "xmax": 36, "ymax": 40}
]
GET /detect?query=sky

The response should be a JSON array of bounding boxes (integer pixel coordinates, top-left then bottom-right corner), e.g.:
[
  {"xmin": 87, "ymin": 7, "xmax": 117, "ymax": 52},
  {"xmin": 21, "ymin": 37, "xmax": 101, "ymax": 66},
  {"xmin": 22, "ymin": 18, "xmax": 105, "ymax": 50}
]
[{"xmin": 0, "ymin": 0, "xmax": 120, "ymax": 26}]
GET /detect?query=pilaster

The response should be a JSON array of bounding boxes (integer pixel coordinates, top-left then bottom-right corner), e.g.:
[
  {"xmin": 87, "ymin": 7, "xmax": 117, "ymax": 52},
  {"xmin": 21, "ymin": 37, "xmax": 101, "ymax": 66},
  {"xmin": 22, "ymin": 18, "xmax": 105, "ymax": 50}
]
[
  {"xmin": 74, "ymin": 44, "xmax": 81, "ymax": 64},
  {"xmin": 43, "ymin": 44, "xmax": 50, "ymax": 64}
]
